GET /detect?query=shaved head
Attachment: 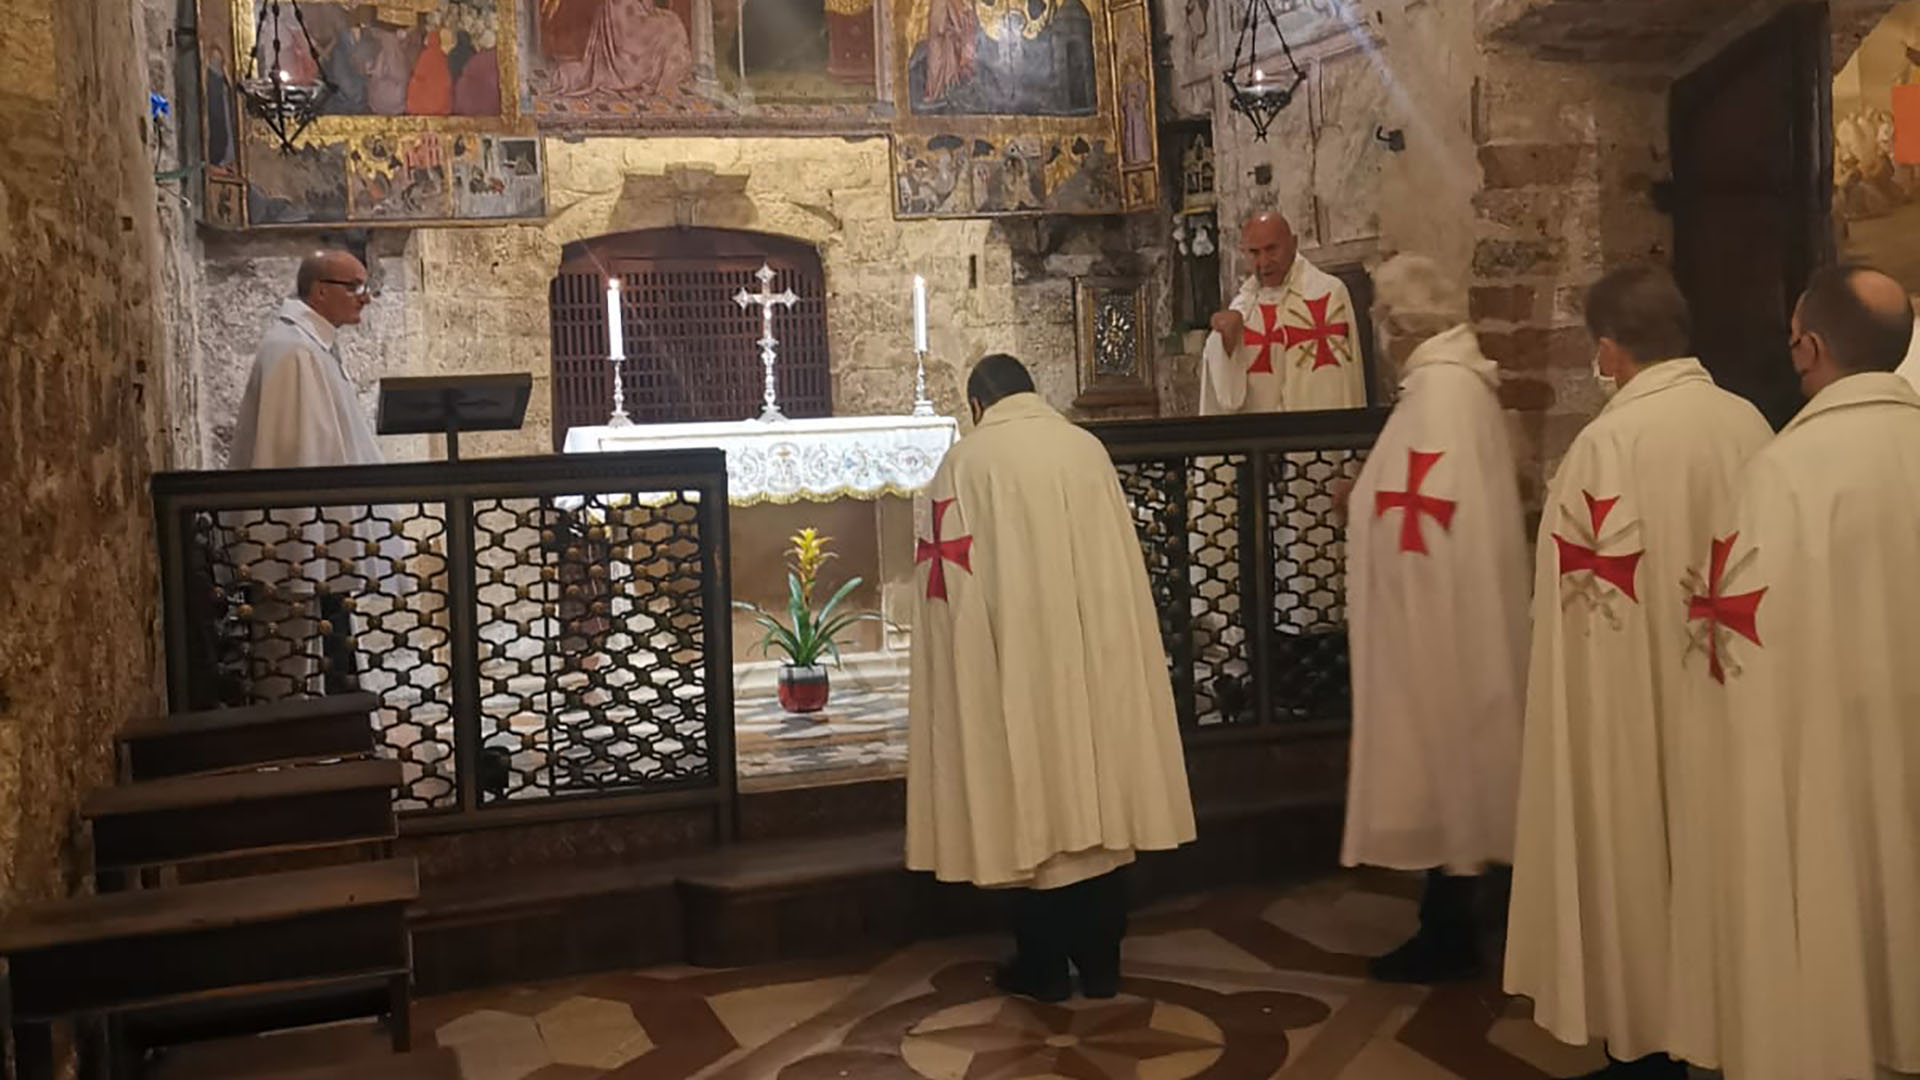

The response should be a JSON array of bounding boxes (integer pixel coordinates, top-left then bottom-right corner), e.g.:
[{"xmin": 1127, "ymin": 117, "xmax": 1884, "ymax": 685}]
[
  {"xmin": 1791, "ymin": 264, "xmax": 1915, "ymax": 397},
  {"xmin": 1240, "ymin": 212, "xmax": 1298, "ymax": 288},
  {"xmin": 294, "ymin": 248, "xmax": 371, "ymax": 328}
]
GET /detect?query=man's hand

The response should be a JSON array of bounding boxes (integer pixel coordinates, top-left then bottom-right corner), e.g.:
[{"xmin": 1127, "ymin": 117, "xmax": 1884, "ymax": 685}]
[{"xmin": 1209, "ymin": 309, "xmax": 1245, "ymax": 349}]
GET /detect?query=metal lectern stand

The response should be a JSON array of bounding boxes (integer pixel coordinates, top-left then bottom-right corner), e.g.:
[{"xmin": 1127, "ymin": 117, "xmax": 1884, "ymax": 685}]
[{"xmin": 375, "ymin": 374, "xmax": 534, "ymax": 461}]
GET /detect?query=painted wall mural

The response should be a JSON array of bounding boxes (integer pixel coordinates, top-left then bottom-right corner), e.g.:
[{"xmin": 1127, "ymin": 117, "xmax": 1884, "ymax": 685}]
[
  {"xmin": 1834, "ymin": 0, "xmax": 1920, "ymax": 291},
  {"xmin": 891, "ymin": 0, "xmax": 1158, "ymax": 218},
  {"xmin": 201, "ymin": 0, "xmax": 545, "ymax": 228},
  {"xmin": 197, "ymin": 0, "xmax": 1156, "ymax": 226}
]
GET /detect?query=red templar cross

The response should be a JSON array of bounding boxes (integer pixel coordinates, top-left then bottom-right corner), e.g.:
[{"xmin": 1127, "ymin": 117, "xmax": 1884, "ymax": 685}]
[
  {"xmin": 1283, "ymin": 294, "xmax": 1352, "ymax": 371},
  {"xmin": 1243, "ymin": 303, "xmax": 1284, "ymax": 375},
  {"xmin": 1374, "ymin": 449, "xmax": 1456, "ymax": 555},
  {"xmin": 915, "ymin": 497, "xmax": 974, "ymax": 602},
  {"xmin": 1686, "ymin": 532, "xmax": 1766, "ymax": 684},
  {"xmin": 1553, "ymin": 492, "xmax": 1644, "ymax": 601}
]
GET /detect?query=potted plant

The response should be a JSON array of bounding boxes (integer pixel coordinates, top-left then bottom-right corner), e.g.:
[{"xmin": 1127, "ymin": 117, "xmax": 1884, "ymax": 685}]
[{"xmin": 734, "ymin": 528, "xmax": 881, "ymax": 715}]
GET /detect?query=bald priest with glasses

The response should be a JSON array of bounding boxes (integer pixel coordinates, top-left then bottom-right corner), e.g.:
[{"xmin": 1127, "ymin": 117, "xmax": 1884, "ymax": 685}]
[{"xmin": 230, "ymin": 248, "xmax": 383, "ymax": 470}]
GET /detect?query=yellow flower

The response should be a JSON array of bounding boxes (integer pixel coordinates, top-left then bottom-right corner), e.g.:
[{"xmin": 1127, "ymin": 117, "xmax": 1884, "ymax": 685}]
[{"xmin": 788, "ymin": 528, "xmax": 836, "ymax": 604}]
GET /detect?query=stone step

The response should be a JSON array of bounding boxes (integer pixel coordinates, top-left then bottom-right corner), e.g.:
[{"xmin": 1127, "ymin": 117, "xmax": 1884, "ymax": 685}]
[
  {"xmin": 119, "ymin": 693, "xmax": 380, "ymax": 781},
  {"xmin": 407, "ymin": 789, "xmax": 1344, "ymax": 993}
]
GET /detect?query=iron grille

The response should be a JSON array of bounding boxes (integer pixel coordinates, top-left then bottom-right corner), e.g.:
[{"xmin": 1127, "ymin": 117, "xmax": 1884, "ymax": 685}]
[
  {"xmin": 155, "ymin": 451, "xmax": 736, "ymax": 828},
  {"xmin": 1088, "ymin": 410, "xmax": 1387, "ymax": 731},
  {"xmin": 549, "ymin": 231, "xmax": 835, "ymax": 449}
]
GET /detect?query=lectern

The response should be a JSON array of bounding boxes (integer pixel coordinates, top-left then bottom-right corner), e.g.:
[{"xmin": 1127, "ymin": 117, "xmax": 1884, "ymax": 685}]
[{"xmin": 375, "ymin": 374, "xmax": 532, "ymax": 461}]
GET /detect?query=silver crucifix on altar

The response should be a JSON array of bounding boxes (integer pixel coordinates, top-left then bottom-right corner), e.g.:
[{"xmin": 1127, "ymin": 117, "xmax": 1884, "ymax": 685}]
[{"xmin": 734, "ymin": 262, "xmax": 799, "ymax": 422}]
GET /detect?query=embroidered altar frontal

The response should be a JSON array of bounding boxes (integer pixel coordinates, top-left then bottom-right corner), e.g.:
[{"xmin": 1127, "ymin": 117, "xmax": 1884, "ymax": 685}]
[{"xmin": 563, "ymin": 415, "xmax": 960, "ymax": 506}]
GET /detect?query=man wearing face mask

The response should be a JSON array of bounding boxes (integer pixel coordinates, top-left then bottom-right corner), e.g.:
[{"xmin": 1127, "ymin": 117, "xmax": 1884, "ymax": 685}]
[
  {"xmin": 1710, "ymin": 265, "xmax": 1920, "ymax": 1080},
  {"xmin": 1201, "ymin": 211, "xmax": 1367, "ymax": 414},
  {"xmin": 1504, "ymin": 266, "xmax": 1769, "ymax": 1080},
  {"xmin": 1341, "ymin": 254, "xmax": 1529, "ymax": 983}
]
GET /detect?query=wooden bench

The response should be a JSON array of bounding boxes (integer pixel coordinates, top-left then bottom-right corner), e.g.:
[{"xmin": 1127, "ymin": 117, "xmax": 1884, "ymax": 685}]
[
  {"xmin": 119, "ymin": 692, "xmax": 379, "ymax": 782},
  {"xmin": 84, "ymin": 759, "xmax": 402, "ymax": 885},
  {"xmin": 0, "ymin": 859, "xmax": 418, "ymax": 1080}
]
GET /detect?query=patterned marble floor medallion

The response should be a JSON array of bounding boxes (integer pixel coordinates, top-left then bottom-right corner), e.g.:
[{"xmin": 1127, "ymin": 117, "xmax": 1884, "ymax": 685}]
[{"xmin": 780, "ymin": 961, "xmax": 1330, "ymax": 1079}]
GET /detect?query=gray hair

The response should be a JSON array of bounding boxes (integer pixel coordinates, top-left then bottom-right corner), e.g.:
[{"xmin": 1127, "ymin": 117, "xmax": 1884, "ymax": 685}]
[{"xmin": 1373, "ymin": 253, "xmax": 1466, "ymax": 337}]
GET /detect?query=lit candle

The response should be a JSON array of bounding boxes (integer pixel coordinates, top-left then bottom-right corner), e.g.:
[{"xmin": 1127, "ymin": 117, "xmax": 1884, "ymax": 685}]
[
  {"xmin": 606, "ymin": 276, "xmax": 625, "ymax": 361},
  {"xmin": 913, "ymin": 274, "xmax": 928, "ymax": 354}
]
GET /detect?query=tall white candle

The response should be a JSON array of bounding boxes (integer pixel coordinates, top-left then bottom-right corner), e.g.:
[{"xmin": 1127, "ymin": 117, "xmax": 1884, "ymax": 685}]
[
  {"xmin": 913, "ymin": 274, "xmax": 928, "ymax": 354},
  {"xmin": 606, "ymin": 276, "xmax": 625, "ymax": 361}
]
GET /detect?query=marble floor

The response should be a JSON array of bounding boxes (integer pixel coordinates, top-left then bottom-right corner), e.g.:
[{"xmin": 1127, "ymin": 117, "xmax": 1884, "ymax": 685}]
[
  {"xmin": 734, "ymin": 686, "xmax": 909, "ymax": 792},
  {"xmin": 152, "ymin": 872, "xmax": 1622, "ymax": 1080}
]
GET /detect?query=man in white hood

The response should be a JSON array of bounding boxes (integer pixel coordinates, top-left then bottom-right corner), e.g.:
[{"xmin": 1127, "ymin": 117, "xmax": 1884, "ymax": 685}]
[
  {"xmin": 1201, "ymin": 211, "xmax": 1368, "ymax": 414},
  {"xmin": 1341, "ymin": 253, "xmax": 1529, "ymax": 983}
]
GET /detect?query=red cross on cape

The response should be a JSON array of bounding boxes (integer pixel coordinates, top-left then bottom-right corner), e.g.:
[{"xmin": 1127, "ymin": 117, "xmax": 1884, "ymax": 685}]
[
  {"xmin": 1374, "ymin": 449, "xmax": 1456, "ymax": 555},
  {"xmin": 1553, "ymin": 491, "xmax": 1644, "ymax": 601},
  {"xmin": 1282, "ymin": 294, "xmax": 1351, "ymax": 371},
  {"xmin": 1685, "ymin": 532, "xmax": 1766, "ymax": 684},
  {"xmin": 1243, "ymin": 303, "xmax": 1283, "ymax": 375},
  {"xmin": 916, "ymin": 497, "xmax": 974, "ymax": 602}
]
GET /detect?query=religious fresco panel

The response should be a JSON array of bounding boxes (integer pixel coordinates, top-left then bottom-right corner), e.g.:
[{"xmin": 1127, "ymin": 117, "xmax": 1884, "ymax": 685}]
[
  {"xmin": 890, "ymin": 0, "xmax": 1158, "ymax": 218},
  {"xmin": 1833, "ymin": 0, "xmax": 1920, "ymax": 292},
  {"xmin": 521, "ymin": 0, "xmax": 888, "ymax": 133},
  {"xmin": 200, "ymin": 0, "xmax": 546, "ymax": 228}
]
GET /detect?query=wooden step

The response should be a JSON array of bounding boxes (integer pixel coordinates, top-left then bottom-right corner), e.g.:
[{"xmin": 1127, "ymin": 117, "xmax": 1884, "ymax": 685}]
[
  {"xmin": 84, "ymin": 759, "xmax": 401, "ymax": 873},
  {"xmin": 120, "ymin": 692, "xmax": 380, "ymax": 781},
  {"xmin": 0, "ymin": 859, "xmax": 418, "ymax": 1020}
]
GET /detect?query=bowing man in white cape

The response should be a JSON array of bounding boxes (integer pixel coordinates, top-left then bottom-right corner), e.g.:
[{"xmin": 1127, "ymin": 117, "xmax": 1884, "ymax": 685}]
[
  {"xmin": 1707, "ymin": 266, "xmax": 1920, "ymax": 1080},
  {"xmin": 227, "ymin": 250, "xmax": 384, "ymax": 697},
  {"xmin": 1201, "ymin": 211, "xmax": 1367, "ymax": 415},
  {"xmin": 1341, "ymin": 254, "xmax": 1529, "ymax": 983},
  {"xmin": 907, "ymin": 354, "xmax": 1196, "ymax": 1003},
  {"xmin": 1504, "ymin": 266, "xmax": 1770, "ymax": 1080}
]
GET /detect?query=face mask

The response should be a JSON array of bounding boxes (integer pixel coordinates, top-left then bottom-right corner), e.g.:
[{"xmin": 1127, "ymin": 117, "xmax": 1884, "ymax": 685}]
[{"xmin": 1593, "ymin": 350, "xmax": 1619, "ymax": 398}]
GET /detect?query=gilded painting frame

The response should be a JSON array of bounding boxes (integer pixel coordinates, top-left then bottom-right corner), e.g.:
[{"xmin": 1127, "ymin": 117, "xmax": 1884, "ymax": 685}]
[
  {"xmin": 890, "ymin": 0, "xmax": 1156, "ymax": 219},
  {"xmin": 1072, "ymin": 275, "xmax": 1157, "ymax": 408},
  {"xmin": 209, "ymin": 0, "xmax": 546, "ymax": 230},
  {"xmin": 1107, "ymin": 0, "xmax": 1158, "ymax": 211}
]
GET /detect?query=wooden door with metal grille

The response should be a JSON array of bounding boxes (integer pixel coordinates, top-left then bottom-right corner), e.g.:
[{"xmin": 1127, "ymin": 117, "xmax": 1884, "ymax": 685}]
[{"xmin": 549, "ymin": 229, "xmax": 834, "ymax": 448}]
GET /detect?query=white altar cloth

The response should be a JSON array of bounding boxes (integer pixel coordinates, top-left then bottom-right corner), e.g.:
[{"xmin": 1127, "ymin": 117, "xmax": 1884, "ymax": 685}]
[{"xmin": 563, "ymin": 415, "xmax": 960, "ymax": 506}]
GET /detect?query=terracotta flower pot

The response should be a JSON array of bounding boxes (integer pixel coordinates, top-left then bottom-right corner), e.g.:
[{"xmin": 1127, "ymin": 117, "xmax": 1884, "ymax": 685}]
[{"xmin": 778, "ymin": 664, "xmax": 831, "ymax": 715}]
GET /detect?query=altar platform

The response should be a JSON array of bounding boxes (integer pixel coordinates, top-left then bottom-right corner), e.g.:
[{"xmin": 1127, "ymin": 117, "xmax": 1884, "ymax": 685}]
[
  {"xmin": 565, "ymin": 413, "xmax": 955, "ymax": 793},
  {"xmin": 151, "ymin": 406, "xmax": 1385, "ymax": 994}
]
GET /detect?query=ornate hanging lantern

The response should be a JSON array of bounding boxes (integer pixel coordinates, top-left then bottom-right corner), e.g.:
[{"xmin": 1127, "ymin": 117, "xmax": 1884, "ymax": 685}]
[
  {"xmin": 1221, "ymin": 0, "xmax": 1307, "ymax": 141},
  {"xmin": 239, "ymin": 1, "xmax": 335, "ymax": 154}
]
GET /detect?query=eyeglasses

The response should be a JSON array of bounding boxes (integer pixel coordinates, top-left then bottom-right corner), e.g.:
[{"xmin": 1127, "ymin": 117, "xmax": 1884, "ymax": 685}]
[{"xmin": 319, "ymin": 278, "xmax": 376, "ymax": 298}]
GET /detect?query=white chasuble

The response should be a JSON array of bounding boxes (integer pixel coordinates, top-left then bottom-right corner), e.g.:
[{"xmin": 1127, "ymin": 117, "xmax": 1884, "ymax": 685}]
[
  {"xmin": 1708, "ymin": 373, "xmax": 1920, "ymax": 1080},
  {"xmin": 906, "ymin": 393, "xmax": 1196, "ymax": 890},
  {"xmin": 1342, "ymin": 326, "xmax": 1528, "ymax": 874},
  {"xmin": 230, "ymin": 298, "xmax": 384, "ymax": 470},
  {"xmin": 1504, "ymin": 359, "xmax": 1770, "ymax": 1066},
  {"xmin": 1200, "ymin": 256, "xmax": 1367, "ymax": 415}
]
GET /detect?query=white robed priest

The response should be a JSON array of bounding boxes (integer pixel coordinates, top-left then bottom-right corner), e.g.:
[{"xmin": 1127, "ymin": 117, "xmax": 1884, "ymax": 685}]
[
  {"xmin": 1340, "ymin": 253, "xmax": 1528, "ymax": 983},
  {"xmin": 226, "ymin": 250, "xmax": 383, "ymax": 699},
  {"xmin": 1504, "ymin": 266, "xmax": 1770, "ymax": 1080},
  {"xmin": 1897, "ymin": 293, "xmax": 1920, "ymax": 393},
  {"xmin": 1201, "ymin": 211, "xmax": 1367, "ymax": 414},
  {"xmin": 907, "ymin": 353, "xmax": 1196, "ymax": 1003},
  {"xmin": 1709, "ymin": 265, "xmax": 1920, "ymax": 1080}
]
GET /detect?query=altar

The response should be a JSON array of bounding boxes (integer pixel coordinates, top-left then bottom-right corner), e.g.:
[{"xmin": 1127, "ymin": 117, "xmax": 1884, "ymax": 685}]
[{"xmin": 564, "ymin": 413, "xmax": 961, "ymax": 790}]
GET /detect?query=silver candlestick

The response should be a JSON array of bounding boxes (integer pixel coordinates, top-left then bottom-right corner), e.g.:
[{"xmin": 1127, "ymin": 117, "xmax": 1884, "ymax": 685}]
[
  {"xmin": 608, "ymin": 355, "xmax": 632, "ymax": 426},
  {"xmin": 912, "ymin": 349, "xmax": 935, "ymax": 417}
]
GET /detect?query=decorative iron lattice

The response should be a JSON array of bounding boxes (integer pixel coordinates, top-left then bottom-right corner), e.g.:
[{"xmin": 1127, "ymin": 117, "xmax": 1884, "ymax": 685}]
[
  {"xmin": 549, "ymin": 232, "xmax": 834, "ymax": 448},
  {"xmin": 471, "ymin": 493, "xmax": 711, "ymax": 804},
  {"xmin": 1095, "ymin": 411, "xmax": 1384, "ymax": 731},
  {"xmin": 156, "ymin": 452, "xmax": 734, "ymax": 825}
]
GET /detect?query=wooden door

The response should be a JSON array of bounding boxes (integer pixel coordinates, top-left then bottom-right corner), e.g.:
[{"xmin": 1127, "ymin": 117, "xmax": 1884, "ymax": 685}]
[{"xmin": 1669, "ymin": 3, "xmax": 1833, "ymax": 429}]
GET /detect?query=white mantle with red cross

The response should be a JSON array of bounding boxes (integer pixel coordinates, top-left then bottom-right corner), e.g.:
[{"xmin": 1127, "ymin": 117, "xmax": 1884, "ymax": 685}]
[{"xmin": 561, "ymin": 414, "xmax": 961, "ymax": 506}]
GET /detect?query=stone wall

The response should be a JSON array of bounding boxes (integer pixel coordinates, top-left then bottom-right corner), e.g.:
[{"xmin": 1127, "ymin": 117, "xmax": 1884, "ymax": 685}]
[
  {"xmin": 194, "ymin": 136, "xmax": 1168, "ymax": 465},
  {"xmin": 1159, "ymin": 0, "xmax": 1671, "ymax": 506},
  {"xmin": 0, "ymin": 0, "xmax": 168, "ymax": 906}
]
